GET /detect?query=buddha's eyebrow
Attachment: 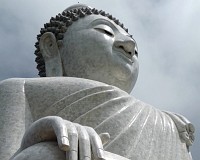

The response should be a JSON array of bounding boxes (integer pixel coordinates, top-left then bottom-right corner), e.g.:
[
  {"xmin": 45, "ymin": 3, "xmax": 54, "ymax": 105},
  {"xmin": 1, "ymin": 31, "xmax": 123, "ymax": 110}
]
[
  {"xmin": 89, "ymin": 18, "xmax": 117, "ymax": 30},
  {"xmin": 127, "ymin": 34, "xmax": 132, "ymax": 38},
  {"xmin": 127, "ymin": 34, "xmax": 136, "ymax": 42},
  {"xmin": 89, "ymin": 18, "xmax": 135, "ymax": 41}
]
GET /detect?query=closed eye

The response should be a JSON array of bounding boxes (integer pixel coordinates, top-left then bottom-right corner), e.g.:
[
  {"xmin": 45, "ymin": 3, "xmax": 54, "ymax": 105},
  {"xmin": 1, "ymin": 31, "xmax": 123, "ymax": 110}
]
[
  {"xmin": 94, "ymin": 24, "xmax": 114, "ymax": 37},
  {"xmin": 135, "ymin": 50, "xmax": 138, "ymax": 57},
  {"xmin": 95, "ymin": 28, "xmax": 114, "ymax": 37}
]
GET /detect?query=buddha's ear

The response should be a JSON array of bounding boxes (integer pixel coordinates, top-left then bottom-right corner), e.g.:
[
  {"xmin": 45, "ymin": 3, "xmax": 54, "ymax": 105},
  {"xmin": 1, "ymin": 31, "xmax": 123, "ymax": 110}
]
[{"xmin": 39, "ymin": 32, "xmax": 63, "ymax": 77}]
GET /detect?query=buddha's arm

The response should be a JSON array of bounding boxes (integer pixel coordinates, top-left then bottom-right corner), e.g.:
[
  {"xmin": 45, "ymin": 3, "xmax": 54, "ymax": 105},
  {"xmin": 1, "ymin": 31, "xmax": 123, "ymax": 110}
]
[
  {"xmin": 11, "ymin": 116, "xmax": 107, "ymax": 160},
  {"xmin": 4, "ymin": 78, "xmax": 110, "ymax": 160},
  {"xmin": 0, "ymin": 78, "xmax": 32, "ymax": 160}
]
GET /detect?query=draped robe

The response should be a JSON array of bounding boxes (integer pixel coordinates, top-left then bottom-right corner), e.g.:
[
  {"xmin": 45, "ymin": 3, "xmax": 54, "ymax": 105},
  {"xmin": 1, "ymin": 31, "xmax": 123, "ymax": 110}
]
[
  {"xmin": 35, "ymin": 80, "xmax": 190, "ymax": 160},
  {"xmin": 9, "ymin": 77, "xmax": 193, "ymax": 160}
]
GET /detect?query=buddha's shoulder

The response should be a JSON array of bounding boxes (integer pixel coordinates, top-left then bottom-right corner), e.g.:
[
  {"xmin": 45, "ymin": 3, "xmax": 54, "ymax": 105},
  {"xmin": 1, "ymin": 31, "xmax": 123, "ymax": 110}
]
[
  {"xmin": 0, "ymin": 78, "xmax": 27, "ymax": 93},
  {"xmin": 0, "ymin": 77, "xmax": 110, "ymax": 94}
]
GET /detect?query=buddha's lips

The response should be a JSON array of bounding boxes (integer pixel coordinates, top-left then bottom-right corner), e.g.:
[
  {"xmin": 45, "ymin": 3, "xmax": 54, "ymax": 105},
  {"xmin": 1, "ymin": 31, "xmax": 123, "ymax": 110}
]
[{"xmin": 113, "ymin": 48, "xmax": 133, "ymax": 64}]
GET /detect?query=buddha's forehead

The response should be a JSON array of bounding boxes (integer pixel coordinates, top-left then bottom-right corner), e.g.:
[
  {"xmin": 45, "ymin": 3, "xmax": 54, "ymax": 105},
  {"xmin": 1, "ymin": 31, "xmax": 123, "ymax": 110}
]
[{"xmin": 66, "ymin": 14, "xmax": 128, "ymax": 35}]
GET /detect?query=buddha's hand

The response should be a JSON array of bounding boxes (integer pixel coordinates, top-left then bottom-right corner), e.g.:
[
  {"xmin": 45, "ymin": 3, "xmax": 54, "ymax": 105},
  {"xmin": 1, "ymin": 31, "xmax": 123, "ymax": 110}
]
[{"xmin": 18, "ymin": 116, "xmax": 110, "ymax": 160}]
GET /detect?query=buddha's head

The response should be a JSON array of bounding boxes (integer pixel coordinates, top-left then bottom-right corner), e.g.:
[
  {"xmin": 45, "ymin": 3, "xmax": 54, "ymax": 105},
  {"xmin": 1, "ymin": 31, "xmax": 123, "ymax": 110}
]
[{"xmin": 35, "ymin": 4, "xmax": 139, "ymax": 93}]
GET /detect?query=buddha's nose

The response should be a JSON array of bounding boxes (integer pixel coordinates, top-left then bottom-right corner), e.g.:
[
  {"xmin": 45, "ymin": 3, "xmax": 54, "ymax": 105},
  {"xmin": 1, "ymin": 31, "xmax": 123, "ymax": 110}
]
[{"xmin": 114, "ymin": 38, "xmax": 136, "ymax": 57}]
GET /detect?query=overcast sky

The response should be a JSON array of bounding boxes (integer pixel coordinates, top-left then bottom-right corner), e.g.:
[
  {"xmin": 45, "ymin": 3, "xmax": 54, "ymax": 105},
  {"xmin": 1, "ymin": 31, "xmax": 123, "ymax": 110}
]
[{"xmin": 0, "ymin": 0, "xmax": 199, "ymax": 159}]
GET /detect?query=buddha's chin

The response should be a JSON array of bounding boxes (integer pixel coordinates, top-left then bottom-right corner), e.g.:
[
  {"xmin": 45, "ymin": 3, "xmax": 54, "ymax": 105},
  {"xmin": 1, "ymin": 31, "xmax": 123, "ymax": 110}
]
[
  {"xmin": 112, "ymin": 65, "xmax": 133, "ymax": 82},
  {"xmin": 112, "ymin": 70, "xmax": 138, "ymax": 93},
  {"xmin": 114, "ymin": 80, "xmax": 135, "ymax": 93}
]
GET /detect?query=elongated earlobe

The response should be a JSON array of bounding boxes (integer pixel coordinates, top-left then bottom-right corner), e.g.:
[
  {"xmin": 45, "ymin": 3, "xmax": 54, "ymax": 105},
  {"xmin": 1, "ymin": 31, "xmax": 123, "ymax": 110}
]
[{"xmin": 39, "ymin": 32, "xmax": 63, "ymax": 77}]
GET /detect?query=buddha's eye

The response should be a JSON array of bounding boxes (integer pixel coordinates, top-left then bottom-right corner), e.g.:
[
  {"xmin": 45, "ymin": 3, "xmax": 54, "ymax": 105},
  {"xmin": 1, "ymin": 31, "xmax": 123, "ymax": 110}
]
[
  {"xmin": 135, "ymin": 50, "xmax": 138, "ymax": 57},
  {"xmin": 94, "ymin": 24, "xmax": 114, "ymax": 37},
  {"xmin": 135, "ymin": 47, "xmax": 138, "ymax": 57}
]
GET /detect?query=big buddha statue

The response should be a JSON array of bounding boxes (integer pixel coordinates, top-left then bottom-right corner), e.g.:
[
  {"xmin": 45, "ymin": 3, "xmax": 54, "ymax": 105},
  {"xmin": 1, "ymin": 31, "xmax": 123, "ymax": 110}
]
[{"xmin": 0, "ymin": 4, "xmax": 194, "ymax": 160}]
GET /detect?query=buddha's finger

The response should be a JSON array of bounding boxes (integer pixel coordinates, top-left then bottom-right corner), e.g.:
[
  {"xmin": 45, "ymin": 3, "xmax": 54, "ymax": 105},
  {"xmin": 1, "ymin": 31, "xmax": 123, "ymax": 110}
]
[
  {"xmin": 86, "ymin": 127, "xmax": 105, "ymax": 160},
  {"xmin": 76, "ymin": 124, "xmax": 91, "ymax": 160},
  {"xmin": 51, "ymin": 116, "xmax": 69, "ymax": 151},
  {"xmin": 99, "ymin": 133, "xmax": 110, "ymax": 146},
  {"xmin": 65, "ymin": 121, "xmax": 78, "ymax": 160},
  {"xmin": 20, "ymin": 116, "xmax": 69, "ymax": 151}
]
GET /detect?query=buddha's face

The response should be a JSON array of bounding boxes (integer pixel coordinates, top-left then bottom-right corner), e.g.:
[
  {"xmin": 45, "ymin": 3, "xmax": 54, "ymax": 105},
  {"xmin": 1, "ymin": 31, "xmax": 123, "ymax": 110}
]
[{"xmin": 60, "ymin": 14, "xmax": 139, "ymax": 93}]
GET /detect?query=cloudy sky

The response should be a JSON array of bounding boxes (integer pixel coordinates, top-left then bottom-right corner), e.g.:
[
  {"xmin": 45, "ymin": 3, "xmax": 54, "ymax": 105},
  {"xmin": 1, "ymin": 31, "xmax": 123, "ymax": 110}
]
[{"xmin": 0, "ymin": 0, "xmax": 199, "ymax": 159}]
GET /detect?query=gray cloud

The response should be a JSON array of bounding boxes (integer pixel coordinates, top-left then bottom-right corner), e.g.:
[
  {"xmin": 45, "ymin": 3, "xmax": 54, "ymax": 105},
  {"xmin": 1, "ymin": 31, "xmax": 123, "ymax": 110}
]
[{"xmin": 0, "ymin": 0, "xmax": 199, "ymax": 159}]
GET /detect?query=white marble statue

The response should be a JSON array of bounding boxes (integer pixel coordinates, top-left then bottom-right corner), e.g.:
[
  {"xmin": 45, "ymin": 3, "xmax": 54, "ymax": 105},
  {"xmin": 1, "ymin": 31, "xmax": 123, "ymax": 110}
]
[{"xmin": 0, "ymin": 4, "xmax": 194, "ymax": 160}]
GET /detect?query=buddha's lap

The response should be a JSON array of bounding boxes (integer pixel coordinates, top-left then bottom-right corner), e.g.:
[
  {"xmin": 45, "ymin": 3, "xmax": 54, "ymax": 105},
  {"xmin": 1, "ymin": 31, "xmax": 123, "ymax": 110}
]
[{"xmin": 13, "ymin": 142, "xmax": 65, "ymax": 160}]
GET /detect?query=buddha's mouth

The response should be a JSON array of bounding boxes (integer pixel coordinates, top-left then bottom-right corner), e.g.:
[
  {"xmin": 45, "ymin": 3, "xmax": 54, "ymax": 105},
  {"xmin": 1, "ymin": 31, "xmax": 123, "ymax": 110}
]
[{"xmin": 113, "ymin": 48, "xmax": 133, "ymax": 64}]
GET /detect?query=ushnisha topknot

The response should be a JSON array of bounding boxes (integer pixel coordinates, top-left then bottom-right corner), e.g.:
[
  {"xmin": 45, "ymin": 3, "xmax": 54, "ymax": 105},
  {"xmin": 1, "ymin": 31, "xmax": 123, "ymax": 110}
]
[{"xmin": 34, "ymin": 4, "xmax": 131, "ymax": 77}]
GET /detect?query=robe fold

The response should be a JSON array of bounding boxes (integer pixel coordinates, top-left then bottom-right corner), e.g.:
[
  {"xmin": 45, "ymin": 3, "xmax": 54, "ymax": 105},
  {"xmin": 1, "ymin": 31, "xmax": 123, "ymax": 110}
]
[{"xmin": 41, "ymin": 84, "xmax": 192, "ymax": 160}]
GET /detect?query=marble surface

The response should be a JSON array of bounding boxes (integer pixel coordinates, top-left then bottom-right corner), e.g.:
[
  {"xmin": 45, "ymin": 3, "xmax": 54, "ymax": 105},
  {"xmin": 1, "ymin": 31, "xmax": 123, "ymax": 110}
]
[
  {"xmin": 0, "ymin": 4, "xmax": 194, "ymax": 160},
  {"xmin": 0, "ymin": 77, "xmax": 194, "ymax": 160}
]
